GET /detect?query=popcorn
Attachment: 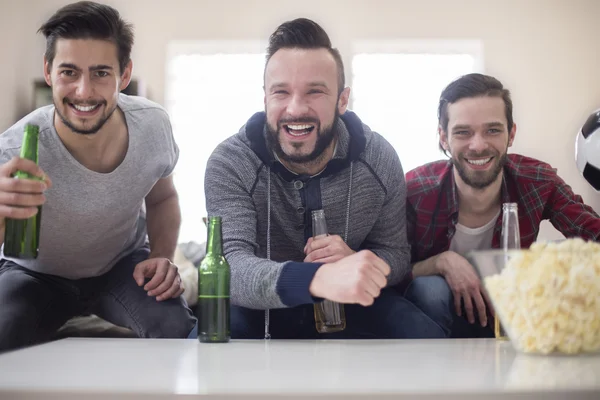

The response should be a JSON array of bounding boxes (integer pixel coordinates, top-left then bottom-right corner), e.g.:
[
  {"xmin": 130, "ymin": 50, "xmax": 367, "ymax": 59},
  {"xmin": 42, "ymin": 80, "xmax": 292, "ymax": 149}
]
[{"xmin": 485, "ymin": 239, "xmax": 600, "ymax": 355}]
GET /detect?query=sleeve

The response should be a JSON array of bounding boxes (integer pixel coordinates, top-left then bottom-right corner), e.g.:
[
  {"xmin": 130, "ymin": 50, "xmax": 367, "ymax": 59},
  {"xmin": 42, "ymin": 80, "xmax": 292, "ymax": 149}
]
[
  {"xmin": 0, "ymin": 147, "xmax": 8, "ymax": 165},
  {"xmin": 363, "ymin": 139, "xmax": 411, "ymax": 286},
  {"xmin": 159, "ymin": 110, "xmax": 179, "ymax": 178},
  {"xmin": 546, "ymin": 174, "xmax": 600, "ymax": 240},
  {"xmin": 0, "ymin": 139, "xmax": 16, "ymax": 165},
  {"xmin": 204, "ymin": 143, "xmax": 322, "ymax": 310}
]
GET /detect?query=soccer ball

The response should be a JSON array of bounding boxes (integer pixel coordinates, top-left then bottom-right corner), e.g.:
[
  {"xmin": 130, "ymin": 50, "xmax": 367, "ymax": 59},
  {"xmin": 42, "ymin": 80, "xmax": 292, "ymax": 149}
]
[{"xmin": 575, "ymin": 109, "xmax": 600, "ymax": 191}]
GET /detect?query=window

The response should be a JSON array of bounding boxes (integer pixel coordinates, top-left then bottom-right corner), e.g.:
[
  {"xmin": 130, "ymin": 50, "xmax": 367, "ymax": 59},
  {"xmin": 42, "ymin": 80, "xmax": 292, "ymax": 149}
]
[
  {"xmin": 351, "ymin": 40, "xmax": 483, "ymax": 173},
  {"xmin": 166, "ymin": 41, "xmax": 265, "ymax": 243}
]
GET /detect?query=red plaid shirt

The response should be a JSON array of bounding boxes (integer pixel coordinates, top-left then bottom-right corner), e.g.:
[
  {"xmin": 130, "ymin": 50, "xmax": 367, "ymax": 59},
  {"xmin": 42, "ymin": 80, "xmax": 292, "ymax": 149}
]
[{"xmin": 406, "ymin": 154, "xmax": 600, "ymax": 263}]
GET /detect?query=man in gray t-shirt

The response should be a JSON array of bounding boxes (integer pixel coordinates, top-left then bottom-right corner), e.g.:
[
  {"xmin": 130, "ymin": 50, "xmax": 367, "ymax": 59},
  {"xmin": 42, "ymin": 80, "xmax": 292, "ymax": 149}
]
[{"xmin": 0, "ymin": 2, "xmax": 196, "ymax": 352}]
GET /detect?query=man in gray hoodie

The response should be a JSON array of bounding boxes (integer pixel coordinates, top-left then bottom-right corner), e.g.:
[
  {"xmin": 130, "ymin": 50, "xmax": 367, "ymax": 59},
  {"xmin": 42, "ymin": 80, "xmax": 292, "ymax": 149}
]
[{"xmin": 205, "ymin": 18, "xmax": 444, "ymax": 339}]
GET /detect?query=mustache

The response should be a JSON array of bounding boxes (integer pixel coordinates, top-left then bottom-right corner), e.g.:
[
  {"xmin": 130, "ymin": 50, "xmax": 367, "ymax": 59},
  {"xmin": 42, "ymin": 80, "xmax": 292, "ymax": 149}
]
[
  {"xmin": 277, "ymin": 117, "xmax": 319, "ymax": 126},
  {"xmin": 461, "ymin": 151, "xmax": 496, "ymax": 158}
]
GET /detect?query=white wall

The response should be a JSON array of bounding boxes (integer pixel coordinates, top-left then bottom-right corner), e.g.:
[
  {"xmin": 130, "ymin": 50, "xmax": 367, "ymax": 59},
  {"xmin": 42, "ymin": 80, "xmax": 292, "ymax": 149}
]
[
  {"xmin": 0, "ymin": 1, "xmax": 26, "ymax": 132},
  {"xmin": 1, "ymin": 0, "xmax": 599, "ymax": 239}
]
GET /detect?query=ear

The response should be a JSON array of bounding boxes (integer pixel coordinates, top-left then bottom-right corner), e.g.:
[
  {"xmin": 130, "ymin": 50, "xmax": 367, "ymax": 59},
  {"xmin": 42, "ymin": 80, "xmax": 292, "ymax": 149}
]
[
  {"xmin": 337, "ymin": 87, "xmax": 350, "ymax": 114},
  {"xmin": 43, "ymin": 56, "xmax": 52, "ymax": 87},
  {"xmin": 439, "ymin": 125, "xmax": 450, "ymax": 152},
  {"xmin": 118, "ymin": 60, "xmax": 133, "ymax": 92},
  {"xmin": 508, "ymin": 123, "xmax": 517, "ymax": 147}
]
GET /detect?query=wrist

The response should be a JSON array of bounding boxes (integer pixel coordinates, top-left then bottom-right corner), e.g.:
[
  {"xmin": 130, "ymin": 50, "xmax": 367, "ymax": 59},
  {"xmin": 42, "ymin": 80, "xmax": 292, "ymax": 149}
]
[
  {"xmin": 435, "ymin": 252, "xmax": 450, "ymax": 276},
  {"xmin": 148, "ymin": 250, "xmax": 174, "ymax": 261},
  {"xmin": 308, "ymin": 264, "xmax": 327, "ymax": 297}
]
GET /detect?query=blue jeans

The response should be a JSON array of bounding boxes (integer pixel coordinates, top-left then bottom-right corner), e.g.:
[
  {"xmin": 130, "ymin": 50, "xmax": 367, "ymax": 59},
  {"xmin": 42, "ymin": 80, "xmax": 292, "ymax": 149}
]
[
  {"xmin": 404, "ymin": 276, "xmax": 494, "ymax": 338},
  {"xmin": 0, "ymin": 246, "xmax": 197, "ymax": 352},
  {"xmin": 231, "ymin": 288, "xmax": 446, "ymax": 339}
]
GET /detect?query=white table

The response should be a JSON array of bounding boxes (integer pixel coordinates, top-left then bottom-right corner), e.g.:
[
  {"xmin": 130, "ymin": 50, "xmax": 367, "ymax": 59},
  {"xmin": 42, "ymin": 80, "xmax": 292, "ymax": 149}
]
[{"xmin": 0, "ymin": 338, "xmax": 598, "ymax": 399}]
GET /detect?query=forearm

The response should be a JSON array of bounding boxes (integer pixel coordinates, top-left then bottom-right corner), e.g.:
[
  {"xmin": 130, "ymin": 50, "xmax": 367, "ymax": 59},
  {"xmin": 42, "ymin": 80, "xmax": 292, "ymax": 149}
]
[
  {"xmin": 371, "ymin": 246, "xmax": 410, "ymax": 285},
  {"xmin": 145, "ymin": 194, "xmax": 181, "ymax": 260},
  {"xmin": 412, "ymin": 253, "xmax": 444, "ymax": 277},
  {"xmin": 227, "ymin": 248, "xmax": 321, "ymax": 309}
]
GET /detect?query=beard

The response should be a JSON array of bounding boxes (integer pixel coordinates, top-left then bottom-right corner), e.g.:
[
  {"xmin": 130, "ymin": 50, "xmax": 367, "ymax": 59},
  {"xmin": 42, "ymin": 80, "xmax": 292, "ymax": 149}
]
[
  {"xmin": 265, "ymin": 110, "xmax": 340, "ymax": 165},
  {"xmin": 55, "ymin": 98, "xmax": 116, "ymax": 135},
  {"xmin": 452, "ymin": 149, "xmax": 508, "ymax": 189}
]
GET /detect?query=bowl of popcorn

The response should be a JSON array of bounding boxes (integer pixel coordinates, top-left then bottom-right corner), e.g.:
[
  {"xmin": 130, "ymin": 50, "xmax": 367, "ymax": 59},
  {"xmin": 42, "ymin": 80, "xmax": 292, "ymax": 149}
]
[{"xmin": 467, "ymin": 238, "xmax": 600, "ymax": 355}]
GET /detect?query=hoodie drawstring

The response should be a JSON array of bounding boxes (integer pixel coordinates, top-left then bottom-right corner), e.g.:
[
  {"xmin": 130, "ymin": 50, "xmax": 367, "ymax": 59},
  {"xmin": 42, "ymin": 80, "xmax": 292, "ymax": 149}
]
[
  {"xmin": 264, "ymin": 168, "xmax": 272, "ymax": 340},
  {"xmin": 263, "ymin": 161, "xmax": 354, "ymax": 340}
]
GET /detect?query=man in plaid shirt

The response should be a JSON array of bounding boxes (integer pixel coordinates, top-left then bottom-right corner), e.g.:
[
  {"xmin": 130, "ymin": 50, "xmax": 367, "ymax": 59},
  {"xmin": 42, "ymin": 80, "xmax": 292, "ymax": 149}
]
[{"xmin": 404, "ymin": 73, "xmax": 600, "ymax": 338}]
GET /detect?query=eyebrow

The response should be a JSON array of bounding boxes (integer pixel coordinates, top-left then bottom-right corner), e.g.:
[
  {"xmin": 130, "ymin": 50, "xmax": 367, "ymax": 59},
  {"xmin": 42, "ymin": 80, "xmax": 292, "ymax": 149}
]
[
  {"xmin": 269, "ymin": 82, "xmax": 288, "ymax": 91},
  {"xmin": 268, "ymin": 81, "xmax": 330, "ymax": 91},
  {"xmin": 57, "ymin": 63, "xmax": 114, "ymax": 71},
  {"xmin": 452, "ymin": 122, "xmax": 505, "ymax": 131}
]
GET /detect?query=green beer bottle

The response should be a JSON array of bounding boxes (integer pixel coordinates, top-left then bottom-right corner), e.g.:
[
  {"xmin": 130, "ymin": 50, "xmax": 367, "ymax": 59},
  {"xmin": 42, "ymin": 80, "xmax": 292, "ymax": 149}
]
[
  {"xmin": 3, "ymin": 124, "xmax": 42, "ymax": 259},
  {"xmin": 198, "ymin": 216, "xmax": 230, "ymax": 343}
]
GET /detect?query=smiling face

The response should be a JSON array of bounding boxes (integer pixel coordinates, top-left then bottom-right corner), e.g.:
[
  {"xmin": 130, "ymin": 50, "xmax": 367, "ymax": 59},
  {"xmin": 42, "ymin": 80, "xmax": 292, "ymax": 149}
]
[
  {"xmin": 440, "ymin": 95, "xmax": 516, "ymax": 189},
  {"xmin": 264, "ymin": 47, "xmax": 349, "ymax": 166},
  {"xmin": 44, "ymin": 38, "xmax": 131, "ymax": 135}
]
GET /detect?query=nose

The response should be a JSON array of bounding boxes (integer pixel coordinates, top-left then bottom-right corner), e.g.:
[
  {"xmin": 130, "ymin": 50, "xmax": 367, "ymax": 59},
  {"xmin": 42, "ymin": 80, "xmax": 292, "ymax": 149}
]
[
  {"xmin": 469, "ymin": 132, "xmax": 488, "ymax": 153},
  {"xmin": 74, "ymin": 75, "xmax": 93, "ymax": 99},
  {"xmin": 285, "ymin": 94, "xmax": 309, "ymax": 117}
]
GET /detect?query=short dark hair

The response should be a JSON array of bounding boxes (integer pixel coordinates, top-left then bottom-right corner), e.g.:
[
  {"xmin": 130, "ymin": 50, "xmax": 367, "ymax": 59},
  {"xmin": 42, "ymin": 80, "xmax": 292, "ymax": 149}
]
[
  {"xmin": 265, "ymin": 18, "xmax": 345, "ymax": 93},
  {"xmin": 38, "ymin": 1, "xmax": 134, "ymax": 74},
  {"xmin": 438, "ymin": 73, "xmax": 514, "ymax": 156}
]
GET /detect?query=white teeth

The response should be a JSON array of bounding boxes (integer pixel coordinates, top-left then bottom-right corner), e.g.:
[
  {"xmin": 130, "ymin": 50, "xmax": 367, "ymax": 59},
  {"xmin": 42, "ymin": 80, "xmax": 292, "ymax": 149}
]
[
  {"xmin": 73, "ymin": 104, "xmax": 98, "ymax": 112},
  {"xmin": 467, "ymin": 158, "xmax": 492, "ymax": 166},
  {"xmin": 288, "ymin": 130, "xmax": 308, "ymax": 137},
  {"xmin": 286, "ymin": 124, "xmax": 314, "ymax": 131}
]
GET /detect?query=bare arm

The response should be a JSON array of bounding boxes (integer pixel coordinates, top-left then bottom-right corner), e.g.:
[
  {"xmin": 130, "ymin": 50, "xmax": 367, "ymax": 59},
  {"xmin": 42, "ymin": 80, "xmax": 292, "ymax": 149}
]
[
  {"xmin": 412, "ymin": 253, "xmax": 445, "ymax": 277},
  {"xmin": 144, "ymin": 175, "xmax": 181, "ymax": 261}
]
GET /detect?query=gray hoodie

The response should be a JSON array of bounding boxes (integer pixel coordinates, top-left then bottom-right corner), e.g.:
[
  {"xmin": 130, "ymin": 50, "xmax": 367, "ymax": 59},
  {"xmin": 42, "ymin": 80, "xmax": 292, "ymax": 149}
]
[{"xmin": 205, "ymin": 111, "xmax": 410, "ymax": 332}]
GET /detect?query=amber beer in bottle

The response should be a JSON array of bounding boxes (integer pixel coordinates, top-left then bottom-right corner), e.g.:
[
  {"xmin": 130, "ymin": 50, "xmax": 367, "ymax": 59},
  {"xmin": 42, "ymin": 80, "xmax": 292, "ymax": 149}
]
[
  {"xmin": 312, "ymin": 209, "xmax": 346, "ymax": 333},
  {"xmin": 3, "ymin": 124, "xmax": 42, "ymax": 259},
  {"xmin": 198, "ymin": 216, "xmax": 230, "ymax": 343}
]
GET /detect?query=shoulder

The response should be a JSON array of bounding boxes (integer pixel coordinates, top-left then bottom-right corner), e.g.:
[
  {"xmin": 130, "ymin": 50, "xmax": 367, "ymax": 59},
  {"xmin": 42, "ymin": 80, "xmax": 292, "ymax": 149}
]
[
  {"xmin": 118, "ymin": 94, "xmax": 170, "ymax": 123},
  {"xmin": 359, "ymin": 124, "xmax": 403, "ymax": 177},
  {"xmin": 505, "ymin": 154, "xmax": 561, "ymax": 184},
  {"xmin": 208, "ymin": 129, "xmax": 263, "ymax": 175},
  {"xmin": 405, "ymin": 159, "xmax": 452, "ymax": 198},
  {"xmin": 1, "ymin": 106, "xmax": 54, "ymax": 161}
]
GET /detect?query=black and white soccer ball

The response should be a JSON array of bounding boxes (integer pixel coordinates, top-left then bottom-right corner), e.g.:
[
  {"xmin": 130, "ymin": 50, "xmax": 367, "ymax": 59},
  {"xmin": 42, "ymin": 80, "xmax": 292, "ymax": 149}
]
[{"xmin": 576, "ymin": 109, "xmax": 600, "ymax": 191}]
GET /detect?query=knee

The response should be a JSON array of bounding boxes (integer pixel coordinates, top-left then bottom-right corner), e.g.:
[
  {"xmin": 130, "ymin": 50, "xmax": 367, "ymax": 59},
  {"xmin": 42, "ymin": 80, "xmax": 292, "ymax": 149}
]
[
  {"xmin": 0, "ymin": 270, "xmax": 51, "ymax": 351},
  {"xmin": 230, "ymin": 306, "xmax": 264, "ymax": 339},
  {"xmin": 404, "ymin": 276, "xmax": 453, "ymax": 336},
  {"xmin": 137, "ymin": 299, "xmax": 197, "ymax": 339},
  {"xmin": 0, "ymin": 301, "xmax": 43, "ymax": 352},
  {"xmin": 359, "ymin": 290, "xmax": 447, "ymax": 339},
  {"xmin": 405, "ymin": 276, "xmax": 452, "ymax": 314}
]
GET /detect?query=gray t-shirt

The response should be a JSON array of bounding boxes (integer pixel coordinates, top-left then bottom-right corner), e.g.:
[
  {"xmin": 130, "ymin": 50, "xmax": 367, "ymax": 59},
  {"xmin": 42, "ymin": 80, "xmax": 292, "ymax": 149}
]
[{"xmin": 0, "ymin": 94, "xmax": 179, "ymax": 279}]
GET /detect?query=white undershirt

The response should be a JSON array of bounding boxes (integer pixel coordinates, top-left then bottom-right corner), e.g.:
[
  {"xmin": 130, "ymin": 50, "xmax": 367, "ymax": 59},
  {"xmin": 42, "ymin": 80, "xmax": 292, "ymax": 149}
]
[{"xmin": 449, "ymin": 209, "xmax": 501, "ymax": 257}]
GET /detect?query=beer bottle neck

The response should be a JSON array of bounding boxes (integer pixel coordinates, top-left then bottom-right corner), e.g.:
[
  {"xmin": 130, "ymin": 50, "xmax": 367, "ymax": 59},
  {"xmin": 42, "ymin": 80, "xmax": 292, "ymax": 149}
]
[
  {"xmin": 21, "ymin": 130, "xmax": 39, "ymax": 163},
  {"xmin": 206, "ymin": 221, "xmax": 223, "ymax": 256}
]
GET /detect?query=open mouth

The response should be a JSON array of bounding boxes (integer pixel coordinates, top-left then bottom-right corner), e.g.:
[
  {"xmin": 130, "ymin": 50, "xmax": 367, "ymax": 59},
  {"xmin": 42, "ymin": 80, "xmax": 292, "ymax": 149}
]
[
  {"xmin": 68, "ymin": 103, "xmax": 102, "ymax": 115},
  {"xmin": 465, "ymin": 157, "xmax": 493, "ymax": 168},
  {"xmin": 283, "ymin": 123, "xmax": 315, "ymax": 137}
]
